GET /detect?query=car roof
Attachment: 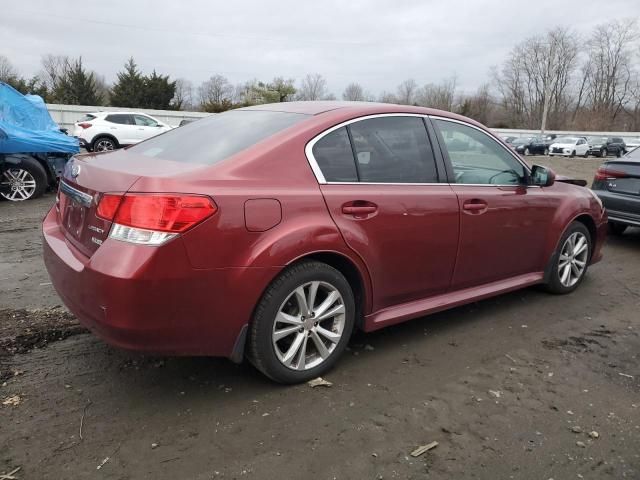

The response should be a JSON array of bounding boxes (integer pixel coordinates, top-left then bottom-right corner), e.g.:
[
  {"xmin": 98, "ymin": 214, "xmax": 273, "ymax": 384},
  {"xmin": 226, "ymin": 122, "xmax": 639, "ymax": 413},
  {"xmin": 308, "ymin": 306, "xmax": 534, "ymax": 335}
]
[
  {"xmin": 238, "ymin": 101, "xmax": 479, "ymax": 124},
  {"xmin": 88, "ymin": 111, "xmax": 153, "ymax": 116}
]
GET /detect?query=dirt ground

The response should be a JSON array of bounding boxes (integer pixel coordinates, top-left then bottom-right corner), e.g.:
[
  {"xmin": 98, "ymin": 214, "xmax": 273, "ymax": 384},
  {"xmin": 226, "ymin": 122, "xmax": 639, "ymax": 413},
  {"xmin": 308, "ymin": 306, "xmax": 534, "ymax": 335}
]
[{"xmin": 1, "ymin": 156, "xmax": 638, "ymax": 479}]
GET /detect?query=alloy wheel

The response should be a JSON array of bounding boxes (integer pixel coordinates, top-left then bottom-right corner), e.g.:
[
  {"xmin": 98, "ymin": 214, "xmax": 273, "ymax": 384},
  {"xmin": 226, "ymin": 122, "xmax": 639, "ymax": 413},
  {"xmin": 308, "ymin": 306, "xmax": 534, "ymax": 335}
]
[
  {"xmin": 272, "ymin": 281, "xmax": 346, "ymax": 371},
  {"xmin": 558, "ymin": 232, "xmax": 589, "ymax": 287},
  {"xmin": 94, "ymin": 139, "xmax": 115, "ymax": 151},
  {"xmin": 0, "ymin": 168, "xmax": 37, "ymax": 201}
]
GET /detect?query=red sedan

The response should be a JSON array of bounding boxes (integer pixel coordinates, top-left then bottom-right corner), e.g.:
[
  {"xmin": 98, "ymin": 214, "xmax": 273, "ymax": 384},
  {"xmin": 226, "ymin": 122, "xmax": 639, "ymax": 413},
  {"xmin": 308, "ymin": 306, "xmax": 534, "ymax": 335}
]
[{"xmin": 43, "ymin": 102, "xmax": 607, "ymax": 383}]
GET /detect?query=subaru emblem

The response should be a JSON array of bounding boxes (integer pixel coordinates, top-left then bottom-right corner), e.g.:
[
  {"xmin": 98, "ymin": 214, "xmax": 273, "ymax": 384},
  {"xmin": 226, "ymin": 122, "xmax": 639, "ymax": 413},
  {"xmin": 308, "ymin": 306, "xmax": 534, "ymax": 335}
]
[{"xmin": 71, "ymin": 164, "xmax": 81, "ymax": 178}]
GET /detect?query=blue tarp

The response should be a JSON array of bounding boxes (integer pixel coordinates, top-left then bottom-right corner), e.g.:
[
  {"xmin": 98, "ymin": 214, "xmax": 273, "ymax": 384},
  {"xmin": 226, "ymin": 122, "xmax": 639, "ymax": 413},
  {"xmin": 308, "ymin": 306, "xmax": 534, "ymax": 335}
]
[{"xmin": 0, "ymin": 82, "xmax": 79, "ymax": 154}]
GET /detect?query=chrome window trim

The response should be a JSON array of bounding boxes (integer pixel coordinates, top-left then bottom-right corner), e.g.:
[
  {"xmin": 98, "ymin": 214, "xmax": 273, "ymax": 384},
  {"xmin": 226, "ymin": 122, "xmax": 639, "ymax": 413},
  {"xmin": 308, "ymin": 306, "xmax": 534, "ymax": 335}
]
[
  {"xmin": 59, "ymin": 180, "xmax": 93, "ymax": 207},
  {"xmin": 304, "ymin": 112, "xmax": 533, "ymax": 187}
]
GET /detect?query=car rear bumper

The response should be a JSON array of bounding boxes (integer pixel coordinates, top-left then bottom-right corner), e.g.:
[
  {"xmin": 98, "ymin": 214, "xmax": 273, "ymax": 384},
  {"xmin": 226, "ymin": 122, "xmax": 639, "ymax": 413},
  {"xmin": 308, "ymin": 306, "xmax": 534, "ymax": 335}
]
[
  {"xmin": 594, "ymin": 189, "xmax": 640, "ymax": 227},
  {"xmin": 42, "ymin": 206, "xmax": 279, "ymax": 357}
]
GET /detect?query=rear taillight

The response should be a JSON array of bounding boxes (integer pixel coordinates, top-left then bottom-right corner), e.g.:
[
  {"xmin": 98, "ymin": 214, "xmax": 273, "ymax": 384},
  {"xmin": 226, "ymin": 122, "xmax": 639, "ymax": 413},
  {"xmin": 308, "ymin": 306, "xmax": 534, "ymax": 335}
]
[
  {"xmin": 594, "ymin": 166, "xmax": 628, "ymax": 181},
  {"xmin": 97, "ymin": 193, "xmax": 217, "ymax": 245},
  {"xmin": 78, "ymin": 123, "xmax": 92, "ymax": 129}
]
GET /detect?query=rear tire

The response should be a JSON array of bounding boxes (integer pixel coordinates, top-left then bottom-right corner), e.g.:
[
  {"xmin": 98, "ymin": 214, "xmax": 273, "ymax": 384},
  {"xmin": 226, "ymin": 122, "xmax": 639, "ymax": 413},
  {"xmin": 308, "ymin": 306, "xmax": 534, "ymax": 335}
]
[
  {"xmin": 0, "ymin": 155, "xmax": 48, "ymax": 201},
  {"xmin": 544, "ymin": 148, "xmax": 549, "ymax": 156},
  {"xmin": 544, "ymin": 222, "xmax": 591, "ymax": 295},
  {"xmin": 248, "ymin": 261, "xmax": 355, "ymax": 384},
  {"xmin": 608, "ymin": 222, "xmax": 627, "ymax": 236},
  {"xmin": 600, "ymin": 148, "xmax": 606, "ymax": 157},
  {"xmin": 616, "ymin": 149, "xmax": 622, "ymax": 158},
  {"xmin": 91, "ymin": 136, "xmax": 118, "ymax": 152}
]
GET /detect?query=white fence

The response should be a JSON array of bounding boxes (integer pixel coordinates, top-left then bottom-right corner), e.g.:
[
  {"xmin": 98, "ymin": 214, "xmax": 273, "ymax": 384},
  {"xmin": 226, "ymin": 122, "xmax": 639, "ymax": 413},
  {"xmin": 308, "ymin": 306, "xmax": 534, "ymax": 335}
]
[
  {"xmin": 47, "ymin": 104, "xmax": 210, "ymax": 130},
  {"xmin": 46, "ymin": 103, "xmax": 640, "ymax": 141}
]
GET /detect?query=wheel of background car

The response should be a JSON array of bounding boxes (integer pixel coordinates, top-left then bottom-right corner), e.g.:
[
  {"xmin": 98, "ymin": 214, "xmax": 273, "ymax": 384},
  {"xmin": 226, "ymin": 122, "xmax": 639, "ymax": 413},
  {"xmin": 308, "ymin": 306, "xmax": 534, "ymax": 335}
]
[
  {"xmin": 544, "ymin": 222, "xmax": 591, "ymax": 294},
  {"xmin": 600, "ymin": 148, "xmax": 606, "ymax": 157},
  {"xmin": 570, "ymin": 150, "xmax": 576, "ymax": 158},
  {"xmin": 0, "ymin": 156, "xmax": 47, "ymax": 201},
  {"xmin": 544, "ymin": 148, "xmax": 549, "ymax": 156},
  {"xmin": 92, "ymin": 136, "xmax": 117, "ymax": 152},
  {"xmin": 608, "ymin": 222, "xmax": 627, "ymax": 236},
  {"xmin": 524, "ymin": 147, "xmax": 530, "ymax": 155},
  {"xmin": 248, "ymin": 260, "xmax": 355, "ymax": 384},
  {"xmin": 616, "ymin": 149, "xmax": 622, "ymax": 158},
  {"xmin": 583, "ymin": 151, "xmax": 588, "ymax": 158}
]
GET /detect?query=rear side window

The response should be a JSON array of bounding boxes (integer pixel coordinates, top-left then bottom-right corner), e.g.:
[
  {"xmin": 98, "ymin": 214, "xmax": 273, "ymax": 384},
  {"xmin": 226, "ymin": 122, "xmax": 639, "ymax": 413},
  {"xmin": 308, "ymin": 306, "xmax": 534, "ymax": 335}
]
[
  {"xmin": 78, "ymin": 114, "xmax": 96, "ymax": 122},
  {"xmin": 349, "ymin": 117, "xmax": 438, "ymax": 183},
  {"xmin": 312, "ymin": 127, "xmax": 358, "ymax": 182},
  {"xmin": 105, "ymin": 114, "xmax": 133, "ymax": 125},
  {"xmin": 130, "ymin": 110, "xmax": 308, "ymax": 164}
]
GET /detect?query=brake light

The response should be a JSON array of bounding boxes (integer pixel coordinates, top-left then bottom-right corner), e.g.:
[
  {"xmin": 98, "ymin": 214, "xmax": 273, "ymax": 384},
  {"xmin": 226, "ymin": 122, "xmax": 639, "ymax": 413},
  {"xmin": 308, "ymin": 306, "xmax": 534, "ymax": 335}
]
[
  {"xmin": 78, "ymin": 123, "xmax": 92, "ymax": 129},
  {"xmin": 594, "ymin": 166, "xmax": 628, "ymax": 181},
  {"xmin": 96, "ymin": 193, "xmax": 217, "ymax": 245}
]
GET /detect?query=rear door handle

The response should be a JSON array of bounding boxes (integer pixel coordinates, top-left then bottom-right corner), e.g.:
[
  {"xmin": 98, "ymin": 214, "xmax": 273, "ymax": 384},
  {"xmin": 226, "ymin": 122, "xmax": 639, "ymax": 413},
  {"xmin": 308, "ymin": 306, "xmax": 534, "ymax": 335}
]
[{"xmin": 341, "ymin": 201, "xmax": 378, "ymax": 217}]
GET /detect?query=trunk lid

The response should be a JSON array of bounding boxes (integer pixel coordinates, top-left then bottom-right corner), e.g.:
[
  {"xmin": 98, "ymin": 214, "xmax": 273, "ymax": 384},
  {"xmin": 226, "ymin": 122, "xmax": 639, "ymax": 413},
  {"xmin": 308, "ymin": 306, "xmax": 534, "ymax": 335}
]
[
  {"xmin": 57, "ymin": 150, "xmax": 206, "ymax": 257},
  {"xmin": 604, "ymin": 160, "xmax": 640, "ymax": 197}
]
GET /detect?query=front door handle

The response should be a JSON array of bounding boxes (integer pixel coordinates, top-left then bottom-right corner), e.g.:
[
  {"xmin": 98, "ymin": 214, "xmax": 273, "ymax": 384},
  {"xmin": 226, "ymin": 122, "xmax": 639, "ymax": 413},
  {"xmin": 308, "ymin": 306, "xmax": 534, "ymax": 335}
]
[{"xmin": 462, "ymin": 199, "xmax": 488, "ymax": 214}]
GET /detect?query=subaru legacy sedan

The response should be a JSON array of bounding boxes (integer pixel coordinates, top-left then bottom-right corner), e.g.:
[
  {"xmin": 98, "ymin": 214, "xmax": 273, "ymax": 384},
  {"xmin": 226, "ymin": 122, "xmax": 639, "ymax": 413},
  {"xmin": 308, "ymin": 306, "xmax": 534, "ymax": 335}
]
[{"xmin": 43, "ymin": 102, "xmax": 607, "ymax": 383}]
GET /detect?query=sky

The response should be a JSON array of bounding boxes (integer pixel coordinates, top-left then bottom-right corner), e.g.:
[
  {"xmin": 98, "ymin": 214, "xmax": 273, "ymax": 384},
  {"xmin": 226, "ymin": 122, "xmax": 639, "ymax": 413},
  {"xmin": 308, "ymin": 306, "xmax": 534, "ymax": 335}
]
[{"xmin": 1, "ymin": 0, "xmax": 639, "ymax": 97}]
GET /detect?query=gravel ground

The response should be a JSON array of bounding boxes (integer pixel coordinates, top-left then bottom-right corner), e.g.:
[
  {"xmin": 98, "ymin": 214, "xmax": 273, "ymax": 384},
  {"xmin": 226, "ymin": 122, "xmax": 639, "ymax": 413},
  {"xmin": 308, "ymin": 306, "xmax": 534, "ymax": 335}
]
[{"xmin": 0, "ymin": 155, "xmax": 638, "ymax": 479}]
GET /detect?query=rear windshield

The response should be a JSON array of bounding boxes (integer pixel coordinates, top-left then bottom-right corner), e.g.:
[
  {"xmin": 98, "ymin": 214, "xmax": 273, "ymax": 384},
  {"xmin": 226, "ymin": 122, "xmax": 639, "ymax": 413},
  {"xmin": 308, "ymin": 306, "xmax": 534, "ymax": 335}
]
[{"xmin": 129, "ymin": 110, "xmax": 309, "ymax": 164}]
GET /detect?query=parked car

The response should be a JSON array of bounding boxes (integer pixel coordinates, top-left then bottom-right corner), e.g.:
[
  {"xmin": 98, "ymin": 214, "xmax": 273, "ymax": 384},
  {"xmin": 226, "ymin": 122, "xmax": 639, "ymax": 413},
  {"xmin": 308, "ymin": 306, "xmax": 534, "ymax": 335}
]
[
  {"xmin": 587, "ymin": 136, "xmax": 627, "ymax": 158},
  {"xmin": 509, "ymin": 136, "xmax": 533, "ymax": 151},
  {"xmin": 43, "ymin": 102, "xmax": 607, "ymax": 383},
  {"xmin": 592, "ymin": 146, "xmax": 640, "ymax": 235},
  {"xmin": 502, "ymin": 136, "xmax": 517, "ymax": 144},
  {"xmin": 549, "ymin": 136, "xmax": 589, "ymax": 157},
  {"xmin": 623, "ymin": 137, "xmax": 640, "ymax": 150},
  {"xmin": 179, "ymin": 119, "xmax": 194, "ymax": 127},
  {"xmin": 515, "ymin": 135, "xmax": 557, "ymax": 155},
  {"xmin": 0, "ymin": 82, "xmax": 78, "ymax": 201},
  {"xmin": 73, "ymin": 112, "xmax": 173, "ymax": 152}
]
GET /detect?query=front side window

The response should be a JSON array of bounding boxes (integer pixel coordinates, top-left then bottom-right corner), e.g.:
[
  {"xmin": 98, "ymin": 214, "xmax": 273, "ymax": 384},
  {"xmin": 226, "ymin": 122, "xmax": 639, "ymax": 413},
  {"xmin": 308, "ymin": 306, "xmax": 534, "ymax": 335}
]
[
  {"xmin": 134, "ymin": 115, "xmax": 158, "ymax": 127},
  {"xmin": 434, "ymin": 119, "xmax": 526, "ymax": 185},
  {"xmin": 348, "ymin": 117, "xmax": 438, "ymax": 183}
]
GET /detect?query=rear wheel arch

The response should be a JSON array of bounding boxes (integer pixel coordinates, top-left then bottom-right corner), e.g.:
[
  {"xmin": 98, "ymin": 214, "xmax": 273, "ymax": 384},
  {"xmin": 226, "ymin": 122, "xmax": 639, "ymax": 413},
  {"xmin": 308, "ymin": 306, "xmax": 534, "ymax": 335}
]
[{"xmin": 91, "ymin": 134, "xmax": 119, "ymax": 151}]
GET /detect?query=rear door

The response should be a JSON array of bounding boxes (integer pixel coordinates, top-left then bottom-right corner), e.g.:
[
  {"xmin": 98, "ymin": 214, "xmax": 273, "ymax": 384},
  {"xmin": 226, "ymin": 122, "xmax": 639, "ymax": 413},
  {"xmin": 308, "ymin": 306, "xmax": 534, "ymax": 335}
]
[
  {"xmin": 432, "ymin": 117, "xmax": 557, "ymax": 290},
  {"xmin": 104, "ymin": 114, "xmax": 137, "ymax": 145},
  {"xmin": 133, "ymin": 114, "xmax": 163, "ymax": 142},
  {"xmin": 310, "ymin": 115, "xmax": 460, "ymax": 313}
]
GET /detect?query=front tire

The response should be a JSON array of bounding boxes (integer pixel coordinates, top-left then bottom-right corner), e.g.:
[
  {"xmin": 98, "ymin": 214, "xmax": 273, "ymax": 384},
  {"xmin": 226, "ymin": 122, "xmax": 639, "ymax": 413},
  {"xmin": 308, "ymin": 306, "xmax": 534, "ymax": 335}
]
[
  {"xmin": 524, "ymin": 147, "xmax": 530, "ymax": 156},
  {"xmin": 570, "ymin": 150, "xmax": 576, "ymax": 158},
  {"xmin": 248, "ymin": 261, "xmax": 355, "ymax": 384},
  {"xmin": 544, "ymin": 222, "xmax": 591, "ymax": 294},
  {"xmin": 544, "ymin": 148, "xmax": 550, "ymax": 156},
  {"xmin": 0, "ymin": 155, "xmax": 47, "ymax": 201}
]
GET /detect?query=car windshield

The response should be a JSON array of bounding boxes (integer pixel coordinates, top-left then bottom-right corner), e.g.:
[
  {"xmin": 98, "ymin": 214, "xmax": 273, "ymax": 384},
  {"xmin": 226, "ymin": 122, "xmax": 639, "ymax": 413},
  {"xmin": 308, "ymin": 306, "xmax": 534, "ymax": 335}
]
[
  {"xmin": 512, "ymin": 137, "xmax": 531, "ymax": 145},
  {"xmin": 129, "ymin": 110, "xmax": 310, "ymax": 165},
  {"xmin": 587, "ymin": 136, "xmax": 606, "ymax": 144},
  {"xmin": 555, "ymin": 137, "xmax": 577, "ymax": 143}
]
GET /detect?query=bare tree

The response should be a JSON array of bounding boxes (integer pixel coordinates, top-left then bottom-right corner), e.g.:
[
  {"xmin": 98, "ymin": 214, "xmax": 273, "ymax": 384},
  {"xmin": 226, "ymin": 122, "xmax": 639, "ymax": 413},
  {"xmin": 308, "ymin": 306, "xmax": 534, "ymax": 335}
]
[
  {"xmin": 416, "ymin": 77, "xmax": 457, "ymax": 111},
  {"xmin": 297, "ymin": 73, "xmax": 328, "ymax": 101},
  {"xmin": 493, "ymin": 28, "xmax": 579, "ymax": 129},
  {"xmin": 198, "ymin": 74, "xmax": 233, "ymax": 111},
  {"xmin": 396, "ymin": 79, "xmax": 418, "ymax": 105},
  {"xmin": 172, "ymin": 78, "xmax": 194, "ymax": 110},
  {"xmin": 457, "ymin": 84, "xmax": 493, "ymax": 125},
  {"xmin": 0, "ymin": 55, "xmax": 18, "ymax": 82},
  {"xmin": 576, "ymin": 19, "xmax": 639, "ymax": 129},
  {"xmin": 342, "ymin": 82, "xmax": 365, "ymax": 101},
  {"xmin": 40, "ymin": 54, "xmax": 69, "ymax": 91},
  {"xmin": 378, "ymin": 91, "xmax": 397, "ymax": 103}
]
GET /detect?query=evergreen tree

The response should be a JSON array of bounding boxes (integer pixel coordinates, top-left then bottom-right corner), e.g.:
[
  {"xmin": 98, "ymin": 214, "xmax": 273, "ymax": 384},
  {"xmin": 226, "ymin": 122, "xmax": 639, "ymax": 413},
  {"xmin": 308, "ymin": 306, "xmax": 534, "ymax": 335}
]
[
  {"xmin": 110, "ymin": 57, "xmax": 145, "ymax": 107},
  {"xmin": 53, "ymin": 57, "xmax": 102, "ymax": 105},
  {"xmin": 142, "ymin": 70, "xmax": 176, "ymax": 109}
]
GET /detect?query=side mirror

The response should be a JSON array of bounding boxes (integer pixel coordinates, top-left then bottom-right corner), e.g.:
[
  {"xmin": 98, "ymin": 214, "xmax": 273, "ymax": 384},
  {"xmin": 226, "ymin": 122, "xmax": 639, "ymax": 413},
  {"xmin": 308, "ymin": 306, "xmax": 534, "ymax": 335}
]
[{"xmin": 530, "ymin": 164, "xmax": 555, "ymax": 187}]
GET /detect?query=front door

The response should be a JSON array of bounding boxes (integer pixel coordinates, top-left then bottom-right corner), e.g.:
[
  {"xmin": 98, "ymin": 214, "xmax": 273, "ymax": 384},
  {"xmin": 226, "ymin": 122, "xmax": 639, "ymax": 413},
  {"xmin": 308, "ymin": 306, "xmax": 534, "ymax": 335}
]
[
  {"xmin": 310, "ymin": 116, "xmax": 460, "ymax": 313},
  {"xmin": 432, "ymin": 118, "xmax": 557, "ymax": 290}
]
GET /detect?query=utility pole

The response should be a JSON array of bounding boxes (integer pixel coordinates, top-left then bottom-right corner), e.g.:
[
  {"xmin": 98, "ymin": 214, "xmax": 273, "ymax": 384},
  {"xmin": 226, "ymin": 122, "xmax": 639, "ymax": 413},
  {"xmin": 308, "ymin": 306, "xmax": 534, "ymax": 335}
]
[{"xmin": 540, "ymin": 39, "xmax": 557, "ymax": 136}]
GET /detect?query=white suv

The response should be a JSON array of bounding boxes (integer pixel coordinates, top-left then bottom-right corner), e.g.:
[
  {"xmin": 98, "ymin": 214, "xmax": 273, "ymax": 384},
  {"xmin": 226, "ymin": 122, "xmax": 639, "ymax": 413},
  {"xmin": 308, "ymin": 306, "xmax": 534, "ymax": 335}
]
[{"xmin": 73, "ymin": 112, "xmax": 173, "ymax": 152}]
